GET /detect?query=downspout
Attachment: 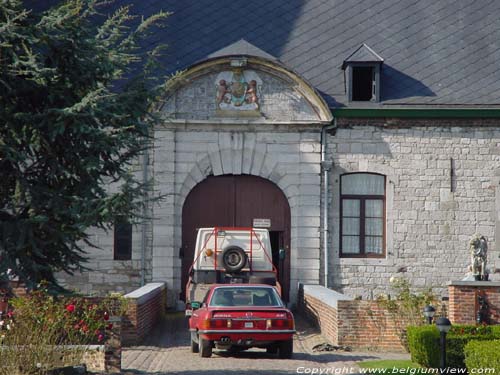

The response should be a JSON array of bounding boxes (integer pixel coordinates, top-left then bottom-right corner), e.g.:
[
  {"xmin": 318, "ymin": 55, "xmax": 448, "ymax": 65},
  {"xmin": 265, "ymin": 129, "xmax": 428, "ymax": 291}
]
[
  {"xmin": 321, "ymin": 118, "xmax": 337, "ymax": 287},
  {"xmin": 140, "ymin": 149, "xmax": 149, "ymax": 287}
]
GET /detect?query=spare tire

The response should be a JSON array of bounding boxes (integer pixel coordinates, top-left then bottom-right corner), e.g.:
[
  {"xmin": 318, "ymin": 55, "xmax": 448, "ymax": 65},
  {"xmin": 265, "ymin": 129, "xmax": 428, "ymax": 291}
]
[{"xmin": 221, "ymin": 246, "xmax": 247, "ymax": 273}]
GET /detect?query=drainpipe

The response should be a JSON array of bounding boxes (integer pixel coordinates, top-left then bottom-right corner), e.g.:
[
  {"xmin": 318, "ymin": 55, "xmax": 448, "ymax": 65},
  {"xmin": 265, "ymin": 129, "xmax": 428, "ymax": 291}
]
[
  {"xmin": 140, "ymin": 149, "xmax": 149, "ymax": 287},
  {"xmin": 321, "ymin": 118, "xmax": 337, "ymax": 288}
]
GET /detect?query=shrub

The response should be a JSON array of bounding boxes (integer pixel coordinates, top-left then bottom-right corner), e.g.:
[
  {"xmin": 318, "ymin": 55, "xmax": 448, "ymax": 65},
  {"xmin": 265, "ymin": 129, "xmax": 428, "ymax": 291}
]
[
  {"xmin": 407, "ymin": 326, "xmax": 440, "ymax": 367},
  {"xmin": 407, "ymin": 324, "xmax": 500, "ymax": 369},
  {"xmin": 0, "ymin": 288, "xmax": 126, "ymax": 375},
  {"xmin": 378, "ymin": 277, "xmax": 437, "ymax": 327},
  {"xmin": 464, "ymin": 340, "xmax": 500, "ymax": 373}
]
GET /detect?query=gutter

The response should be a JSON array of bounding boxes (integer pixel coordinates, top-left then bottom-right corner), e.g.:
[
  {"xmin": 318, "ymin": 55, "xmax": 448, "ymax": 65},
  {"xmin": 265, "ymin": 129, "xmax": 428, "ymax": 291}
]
[
  {"xmin": 332, "ymin": 108, "xmax": 500, "ymax": 119},
  {"xmin": 140, "ymin": 149, "xmax": 149, "ymax": 287},
  {"xmin": 320, "ymin": 118, "xmax": 337, "ymax": 288}
]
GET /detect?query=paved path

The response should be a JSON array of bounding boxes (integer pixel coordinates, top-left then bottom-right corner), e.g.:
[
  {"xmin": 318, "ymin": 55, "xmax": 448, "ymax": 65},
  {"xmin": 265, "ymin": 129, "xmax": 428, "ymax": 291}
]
[{"xmin": 122, "ymin": 312, "xmax": 409, "ymax": 375}]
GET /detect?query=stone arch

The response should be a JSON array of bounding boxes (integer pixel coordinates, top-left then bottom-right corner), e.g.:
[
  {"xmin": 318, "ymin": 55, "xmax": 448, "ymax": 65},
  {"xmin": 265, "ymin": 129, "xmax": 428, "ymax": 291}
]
[{"xmin": 178, "ymin": 147, "xmax": 298, "ymax": 210}]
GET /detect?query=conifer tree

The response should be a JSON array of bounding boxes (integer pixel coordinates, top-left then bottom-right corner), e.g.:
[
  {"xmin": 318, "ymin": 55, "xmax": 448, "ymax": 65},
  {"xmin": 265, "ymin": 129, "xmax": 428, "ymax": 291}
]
[{"xmin": 0, "ymin": 0, "xmax": 169, "ymax": 290}]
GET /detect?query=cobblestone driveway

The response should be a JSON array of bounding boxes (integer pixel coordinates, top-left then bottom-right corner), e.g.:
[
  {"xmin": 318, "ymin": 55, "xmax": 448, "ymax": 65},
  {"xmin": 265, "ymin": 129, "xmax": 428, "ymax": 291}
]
[{"xmin": 122, "ymin": 313, "xmax": 409, "ymax": 375}]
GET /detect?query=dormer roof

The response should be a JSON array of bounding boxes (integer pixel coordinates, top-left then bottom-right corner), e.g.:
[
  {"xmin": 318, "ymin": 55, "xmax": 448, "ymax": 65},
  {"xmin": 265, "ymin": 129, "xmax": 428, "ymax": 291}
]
[{"xmin": 342, "ymin": 44, "xmax": 384, "ymax": 70}]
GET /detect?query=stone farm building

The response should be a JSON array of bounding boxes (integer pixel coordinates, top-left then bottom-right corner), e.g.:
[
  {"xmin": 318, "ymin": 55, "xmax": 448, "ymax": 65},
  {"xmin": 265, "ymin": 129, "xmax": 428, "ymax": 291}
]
[{"xmin": 50, "ymin": 0, "xmax": 500, "ymax": 307}]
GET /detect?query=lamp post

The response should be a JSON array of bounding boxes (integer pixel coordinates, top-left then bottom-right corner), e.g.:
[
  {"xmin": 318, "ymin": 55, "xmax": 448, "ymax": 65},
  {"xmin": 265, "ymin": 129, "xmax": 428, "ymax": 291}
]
[
  {"xmin": 436, "ymin": 317, "xmax": 452, "ymax": 369},
  {"xmin": 423, "ymin": 305, "xmax": 436, "ymax": 325}
]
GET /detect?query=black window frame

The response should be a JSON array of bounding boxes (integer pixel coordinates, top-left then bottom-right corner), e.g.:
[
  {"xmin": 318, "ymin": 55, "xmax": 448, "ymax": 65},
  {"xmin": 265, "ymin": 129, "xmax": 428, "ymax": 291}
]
[
  {"xmin": 113, "ymin": 220, "xmax": 132, "ymax": 261},
  {"xmin": 339, "ymin": 172, "xmax": 386, "ymax": 258}
]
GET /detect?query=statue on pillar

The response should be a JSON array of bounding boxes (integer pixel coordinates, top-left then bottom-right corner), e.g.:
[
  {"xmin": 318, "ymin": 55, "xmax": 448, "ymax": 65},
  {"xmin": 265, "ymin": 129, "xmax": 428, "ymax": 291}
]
[{"xmin": 470, "ymin": 234, "xmax": 488, "ymax": 281}]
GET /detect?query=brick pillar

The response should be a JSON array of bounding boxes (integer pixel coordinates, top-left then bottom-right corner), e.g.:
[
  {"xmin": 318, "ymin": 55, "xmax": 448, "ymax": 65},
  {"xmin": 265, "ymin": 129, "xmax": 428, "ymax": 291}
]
[
  {"xmin": 448, "ymin": 281, "xmax": 500, "ymax": 324},
  {"xmin": 105, "ymin": 316, "xmax": 122, "ymax": 373}
]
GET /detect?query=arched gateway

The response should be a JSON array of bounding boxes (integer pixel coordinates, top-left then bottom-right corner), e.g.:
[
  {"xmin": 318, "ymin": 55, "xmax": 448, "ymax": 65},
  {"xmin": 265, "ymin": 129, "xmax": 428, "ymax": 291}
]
[
  {"xmin": 149, "ymin": 39, "xmax": 332, "ymax": 306},
  {"xmin": 181, "ymin": 175, "xmax": 291, "ymax": 301}
]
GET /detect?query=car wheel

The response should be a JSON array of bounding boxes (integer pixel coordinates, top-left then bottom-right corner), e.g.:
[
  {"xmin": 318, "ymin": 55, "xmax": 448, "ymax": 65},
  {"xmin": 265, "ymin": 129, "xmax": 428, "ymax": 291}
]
[
  {"xmin": 199, "ymin": 336, "xmax": 213, "ymax": 358},
  {"xmin": 221, "ymin": 246, "xmax": 247, "ymax": 273},
  {"xmin": 278, "ymin": 339, "xmax": 293, "ymax": 359},
  {"xmin": 266, "ymin": 345, "xmax": 278, "ymax": 354},
  {"xmin": 191, "ymin": 334, "xmax": 199, "ymax": 353}
]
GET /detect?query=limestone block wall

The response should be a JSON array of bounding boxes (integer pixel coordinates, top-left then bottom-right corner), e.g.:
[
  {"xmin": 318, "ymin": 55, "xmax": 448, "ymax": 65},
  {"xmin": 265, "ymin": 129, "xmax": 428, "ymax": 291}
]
[
  {"xmin": 56, "ymin": 148, "xmax": 155, "ymax": 296},
  {"xmin": 152, "ymin": 123, "xmax": 324, "ymax": 305},
  {"xmin": 329, "ymin": 119, "xmax": 500, "ymax": 299},
  {"xmin": 56, "ymin": 226, "xmax": 144, "ymax": 295}
]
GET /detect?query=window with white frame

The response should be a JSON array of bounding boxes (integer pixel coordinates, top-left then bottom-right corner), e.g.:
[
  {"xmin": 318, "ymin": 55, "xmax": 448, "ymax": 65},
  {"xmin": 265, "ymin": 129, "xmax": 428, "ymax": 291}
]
[{"xmin": 340, "ymin": 173, "xmax": 386, "ymax": 258}]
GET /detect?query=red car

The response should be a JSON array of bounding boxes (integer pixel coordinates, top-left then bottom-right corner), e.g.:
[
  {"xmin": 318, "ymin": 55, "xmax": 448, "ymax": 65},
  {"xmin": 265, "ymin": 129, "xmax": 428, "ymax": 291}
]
[{"xmin": 187, "ymin": 284, "xmax": 295, "ymax": 358}]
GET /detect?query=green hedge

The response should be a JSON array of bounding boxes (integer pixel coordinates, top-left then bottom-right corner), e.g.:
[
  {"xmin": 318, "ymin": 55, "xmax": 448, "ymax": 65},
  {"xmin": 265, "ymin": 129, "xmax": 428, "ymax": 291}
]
[
  {"xmin": 464, "ymin": 340, "xmax": 500, "ymax": 373},
  {"xmin": 407, "ymin": 325, "xmax": 500, "ymax": 369}
]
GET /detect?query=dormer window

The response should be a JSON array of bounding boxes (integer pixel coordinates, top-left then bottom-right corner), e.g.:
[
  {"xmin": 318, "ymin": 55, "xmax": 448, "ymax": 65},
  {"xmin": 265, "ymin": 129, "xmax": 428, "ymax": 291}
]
[{"xmin": 342, "ymin": 44, "xmax": 383, "ymax": 103}]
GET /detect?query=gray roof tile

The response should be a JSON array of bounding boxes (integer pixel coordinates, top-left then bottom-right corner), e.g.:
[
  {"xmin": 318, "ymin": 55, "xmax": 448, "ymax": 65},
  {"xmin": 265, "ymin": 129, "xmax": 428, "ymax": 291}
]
[{"xmin": 24, "ymin": 0, "xmax": 500, "ymax": 107}]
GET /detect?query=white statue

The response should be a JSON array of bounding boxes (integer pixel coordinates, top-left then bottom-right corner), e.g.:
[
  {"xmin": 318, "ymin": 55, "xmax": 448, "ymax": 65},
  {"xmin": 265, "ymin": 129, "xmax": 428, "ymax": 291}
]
[{"xmin": 470, "ymin": 234, "xmax": 488, "ymax": 280}]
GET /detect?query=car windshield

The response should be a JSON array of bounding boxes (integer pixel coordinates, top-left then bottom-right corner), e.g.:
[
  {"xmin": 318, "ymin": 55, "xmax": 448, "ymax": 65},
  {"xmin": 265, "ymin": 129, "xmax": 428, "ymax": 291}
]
[{"xmin": 209, "ymin": 287, "xmax": 282, "ymax": 307}]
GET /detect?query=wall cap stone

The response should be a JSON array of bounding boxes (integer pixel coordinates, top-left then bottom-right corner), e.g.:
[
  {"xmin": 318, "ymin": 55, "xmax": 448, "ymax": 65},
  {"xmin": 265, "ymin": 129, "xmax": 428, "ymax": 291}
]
[
  {"xmin": 124, "ymin": 282, "xmax": 166, "ymax": 304},
  {"xmin": 157, "ymin": 119, "xmax": 329, "ymax": 126},
  {"xmin": 302, "ymin": 284, "xmax": 353, "ymax": 309},
  {"xmin": 448, "ymin": 281, "xmax": 500, "ymax": 287}
]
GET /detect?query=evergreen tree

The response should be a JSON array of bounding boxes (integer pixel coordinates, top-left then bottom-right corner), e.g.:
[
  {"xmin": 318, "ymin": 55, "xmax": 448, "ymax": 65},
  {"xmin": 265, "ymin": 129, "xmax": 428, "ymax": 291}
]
[{"xmin": 0, "ymin": 0, "xmax": 169, "ymax": 290}]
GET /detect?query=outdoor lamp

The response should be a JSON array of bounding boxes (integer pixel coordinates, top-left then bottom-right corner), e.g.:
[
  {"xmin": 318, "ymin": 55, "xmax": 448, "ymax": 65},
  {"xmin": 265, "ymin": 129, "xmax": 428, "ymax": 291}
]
[
  {"xmin": 423, "ymin": 305, "xmax": 436, "ymax": 324},
  {"xmin": 436, "ymin": 317, "xmax": 452, "ymax": 369}
]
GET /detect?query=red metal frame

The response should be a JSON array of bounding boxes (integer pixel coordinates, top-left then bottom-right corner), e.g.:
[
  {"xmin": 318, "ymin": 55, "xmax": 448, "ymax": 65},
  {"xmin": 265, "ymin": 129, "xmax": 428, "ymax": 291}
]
[{"xmin": 185, "ymin": 227, "xmax": 278, "ymax": 301}]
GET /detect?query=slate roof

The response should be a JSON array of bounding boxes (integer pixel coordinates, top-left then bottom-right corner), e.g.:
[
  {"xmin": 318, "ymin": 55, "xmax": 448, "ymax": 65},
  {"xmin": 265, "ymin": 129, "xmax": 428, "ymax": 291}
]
[{"xmin": 27, "ymin": 0, "xmax": 500, "ymax": 108}]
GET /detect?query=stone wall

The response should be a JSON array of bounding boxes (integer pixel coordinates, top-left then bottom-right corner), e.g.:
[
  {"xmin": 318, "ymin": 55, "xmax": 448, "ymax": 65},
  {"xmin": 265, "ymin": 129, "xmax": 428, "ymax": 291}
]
[
  {"xmin": 329, "ymin": 119, "xmax": 500, "ymax": 299},
  {"xmin": 298, "ymin": 284, "xmax": 406, "ymax": 351},
  {"xmin": 448, "ymin": 281, "xmax": 500, "ymax": 324},
  {"xmin": 54, "ymin": 346, "xmax": 105, "ymax": 373},
  {"xmin": 122, "ymin": 282, "xmax": 166, "ymax": 346}
]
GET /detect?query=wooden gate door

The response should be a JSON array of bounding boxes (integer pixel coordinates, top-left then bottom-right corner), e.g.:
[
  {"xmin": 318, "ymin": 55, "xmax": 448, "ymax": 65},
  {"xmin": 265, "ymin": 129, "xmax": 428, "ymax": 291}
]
[{"xmin": 181, "ymin": 175, "xmax": 291, "ymax": 301}]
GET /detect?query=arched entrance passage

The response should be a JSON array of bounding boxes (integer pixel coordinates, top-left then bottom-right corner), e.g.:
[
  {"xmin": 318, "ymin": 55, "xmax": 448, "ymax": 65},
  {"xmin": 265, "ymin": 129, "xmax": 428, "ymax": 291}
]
[{"xmin": 181, "ymin": 175, "xmax": 291, "ymax": 301}]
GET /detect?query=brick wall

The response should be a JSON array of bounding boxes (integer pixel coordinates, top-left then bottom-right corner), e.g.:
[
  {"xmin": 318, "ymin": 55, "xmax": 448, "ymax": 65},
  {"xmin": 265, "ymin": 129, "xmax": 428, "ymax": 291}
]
[
  {"xmin": 122, "ymin": 282, "xmax": 166, "ymax": 346},
  {"xmin": 448, "ymin": 281, "xmax": 500, "ymax": 324},
  {"xmin": 298, "ymin": 284, "xmax": 406, "ymax": 351},
  {"xmin": 337, "ymin": 300, "xmax": 405, "ymax": 350},
  {"xmin": 298, "ymin": 285, "xmax": 339, "ymax": 344}
]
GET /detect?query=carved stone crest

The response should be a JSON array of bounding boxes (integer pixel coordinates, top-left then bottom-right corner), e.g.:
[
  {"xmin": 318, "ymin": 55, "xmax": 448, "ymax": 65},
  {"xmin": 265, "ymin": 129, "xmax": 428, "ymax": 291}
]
[{"xmin": 215, "ymin": 68, "xmax": 262, "ymax": 117}]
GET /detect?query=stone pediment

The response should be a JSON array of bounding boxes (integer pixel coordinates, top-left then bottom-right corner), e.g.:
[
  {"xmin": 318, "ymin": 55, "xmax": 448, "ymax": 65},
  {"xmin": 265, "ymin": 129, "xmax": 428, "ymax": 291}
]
[{"xmin": 159, "ymin": 54, "xmax": 332, "ymax": 123}]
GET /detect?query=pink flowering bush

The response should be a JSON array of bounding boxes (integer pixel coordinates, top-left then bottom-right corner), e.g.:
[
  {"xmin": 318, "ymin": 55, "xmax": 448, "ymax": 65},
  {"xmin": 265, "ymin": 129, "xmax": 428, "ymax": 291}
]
[
  {"xmin": 6, "ymin": 288, "xmax": 125, "ymax": 345},
  {"xmin": 0, "ymin": 286, "xmax": 126, "ymax": 375}
]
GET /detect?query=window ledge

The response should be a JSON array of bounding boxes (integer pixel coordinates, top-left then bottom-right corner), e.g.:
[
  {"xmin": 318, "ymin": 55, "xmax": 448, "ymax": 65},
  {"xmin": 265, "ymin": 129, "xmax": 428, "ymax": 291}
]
[{"xmin": 338, "ymin": 257, "xmax": 394, "ymax": 266}]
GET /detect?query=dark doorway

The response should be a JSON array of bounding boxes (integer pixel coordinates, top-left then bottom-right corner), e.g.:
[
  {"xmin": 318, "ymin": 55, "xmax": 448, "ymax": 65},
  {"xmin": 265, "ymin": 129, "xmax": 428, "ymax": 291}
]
[
  {"xmin": 269, "ymin": 231, "xmax": 286, "ymax": 287},
  {"xmin": 181, "ymin": 175, "xmax": 291, "ymax": 301}
]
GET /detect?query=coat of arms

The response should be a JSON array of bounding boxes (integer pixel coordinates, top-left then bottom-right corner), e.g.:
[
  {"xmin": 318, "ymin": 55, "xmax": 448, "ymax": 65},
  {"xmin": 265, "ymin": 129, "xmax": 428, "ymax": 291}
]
[{"xmin": 215, "ymin": 68, "xmax": 262, "ymax": 116}]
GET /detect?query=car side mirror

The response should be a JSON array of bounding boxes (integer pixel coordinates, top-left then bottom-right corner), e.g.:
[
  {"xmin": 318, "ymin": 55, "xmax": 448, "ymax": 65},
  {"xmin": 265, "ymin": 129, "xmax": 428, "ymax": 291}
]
[{"xmin": 185, "ymin": 301, "xmax": 202, "ymax": 317}]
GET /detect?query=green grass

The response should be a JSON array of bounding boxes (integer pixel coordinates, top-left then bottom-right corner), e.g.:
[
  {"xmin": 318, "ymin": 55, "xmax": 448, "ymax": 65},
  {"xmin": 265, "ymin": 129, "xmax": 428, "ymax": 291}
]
[{"xmin": 359, "ymin": 360, "xmax": 425, "ymax": 374}]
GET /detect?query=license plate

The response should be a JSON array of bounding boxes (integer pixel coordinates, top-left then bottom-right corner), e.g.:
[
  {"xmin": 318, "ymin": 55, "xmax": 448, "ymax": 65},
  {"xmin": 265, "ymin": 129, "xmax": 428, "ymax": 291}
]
[{"xmin": 244, "ymin": 322, "xmax": 253, "ymax": 328}]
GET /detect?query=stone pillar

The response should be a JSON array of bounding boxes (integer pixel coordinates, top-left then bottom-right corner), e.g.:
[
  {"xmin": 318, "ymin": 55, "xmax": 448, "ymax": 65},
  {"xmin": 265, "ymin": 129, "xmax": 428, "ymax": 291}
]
[
  {"xmin": 104, "ymin": 316, "xmax": 122, "ymax": 373},
  {"xmin": 448, "ymin": 281, "xmax": 500, "ymax": 324}
]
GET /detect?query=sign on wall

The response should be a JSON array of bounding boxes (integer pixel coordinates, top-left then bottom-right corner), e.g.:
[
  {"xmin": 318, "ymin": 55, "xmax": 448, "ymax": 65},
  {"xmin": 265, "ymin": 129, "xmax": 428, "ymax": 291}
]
[{"xmin": 253, "ymin": 218, "xmax": 271, "ymax": 228}]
